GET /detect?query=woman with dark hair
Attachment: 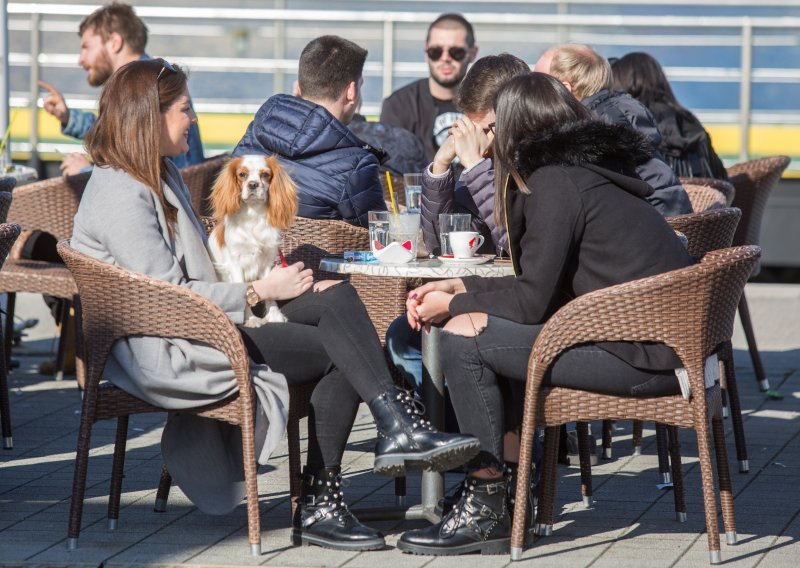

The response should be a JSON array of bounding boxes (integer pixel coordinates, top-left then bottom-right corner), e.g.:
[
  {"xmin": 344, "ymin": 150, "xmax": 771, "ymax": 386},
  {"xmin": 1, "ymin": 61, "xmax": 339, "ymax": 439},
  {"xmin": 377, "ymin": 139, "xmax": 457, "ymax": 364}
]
[
  {"xmin": 72, "ymin": 59, "xmax": 479, "ymax": 552},
  {"xmin": 396, "ymin": 72, "xmax": 693, "ymax": 556},
  {"xmin": 611, "ymin": 51, "xmax": 728, "ymax": 180}
]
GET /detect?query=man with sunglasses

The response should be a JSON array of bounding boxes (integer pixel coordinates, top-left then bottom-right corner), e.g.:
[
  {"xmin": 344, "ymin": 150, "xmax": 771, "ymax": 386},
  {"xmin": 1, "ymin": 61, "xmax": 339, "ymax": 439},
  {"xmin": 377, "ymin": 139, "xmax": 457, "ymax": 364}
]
[
  {"xmin": 381, "ymin": 13, "xmax": 478, "ymax": 162},
  {"xmin": 38, "ymin": 2, "xmax": 204, "ymax": 176}
]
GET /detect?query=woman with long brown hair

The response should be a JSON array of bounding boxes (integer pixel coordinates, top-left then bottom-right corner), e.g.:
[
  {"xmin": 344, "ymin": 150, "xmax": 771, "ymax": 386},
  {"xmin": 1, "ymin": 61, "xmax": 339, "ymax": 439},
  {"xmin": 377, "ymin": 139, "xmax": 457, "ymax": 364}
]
[
  {"xmin": 72, "ymin": 58, "xmax": 479, "ymax": 552},
  {"xmin": 398, "ymin": 72, "xmax": 693, "ymax": 555}
]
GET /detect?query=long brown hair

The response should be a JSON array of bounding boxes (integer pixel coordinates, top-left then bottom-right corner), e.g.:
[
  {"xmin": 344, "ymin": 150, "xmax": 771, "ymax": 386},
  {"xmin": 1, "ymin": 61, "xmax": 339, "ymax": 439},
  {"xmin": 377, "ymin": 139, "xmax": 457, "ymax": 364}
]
[
  {"xmin": 85, "ymin": 58, "xmax": 188, "ymax": 231},
  {"xmin": 492, "ymin": 72, "xmax": 591, "ymax": 227}
]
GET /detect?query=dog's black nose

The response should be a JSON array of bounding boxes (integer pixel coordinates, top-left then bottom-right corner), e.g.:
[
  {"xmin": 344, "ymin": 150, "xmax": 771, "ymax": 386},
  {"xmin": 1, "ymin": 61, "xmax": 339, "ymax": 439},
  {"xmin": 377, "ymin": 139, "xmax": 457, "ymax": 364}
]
[{"xmin": 247, "ymin": 181, "xmax": 259, "ymax": 190}]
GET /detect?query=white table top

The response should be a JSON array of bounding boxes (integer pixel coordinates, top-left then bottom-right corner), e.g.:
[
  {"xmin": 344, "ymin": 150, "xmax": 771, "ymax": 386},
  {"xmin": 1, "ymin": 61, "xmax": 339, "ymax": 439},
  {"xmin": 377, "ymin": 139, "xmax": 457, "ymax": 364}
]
[{"xmin": 319, "ymin": 257, "xmax": 515, "ymax": 278}]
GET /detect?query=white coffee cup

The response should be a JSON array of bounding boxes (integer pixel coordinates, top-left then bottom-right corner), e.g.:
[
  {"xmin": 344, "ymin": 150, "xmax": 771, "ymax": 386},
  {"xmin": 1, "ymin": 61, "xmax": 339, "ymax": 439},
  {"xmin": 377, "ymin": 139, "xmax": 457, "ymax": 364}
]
[{"xmin": 449, "ymin": 231, "xmax": 484, "ymax": 259}]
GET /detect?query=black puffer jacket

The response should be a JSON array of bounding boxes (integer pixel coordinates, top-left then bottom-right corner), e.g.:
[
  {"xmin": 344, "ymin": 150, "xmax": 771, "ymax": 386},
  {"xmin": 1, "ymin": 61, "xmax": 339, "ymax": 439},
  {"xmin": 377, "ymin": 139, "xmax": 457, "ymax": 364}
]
[
  {"xmin": 582, "ymin": 90, "xmax": 692, "ymax": 216},
  {"xmin": 449, "ymin": 119, "xmax": 693, "ymax": 371},
  {"xmin": 648, "ymin": 101, "xmax": 729, "ymax": 180}
]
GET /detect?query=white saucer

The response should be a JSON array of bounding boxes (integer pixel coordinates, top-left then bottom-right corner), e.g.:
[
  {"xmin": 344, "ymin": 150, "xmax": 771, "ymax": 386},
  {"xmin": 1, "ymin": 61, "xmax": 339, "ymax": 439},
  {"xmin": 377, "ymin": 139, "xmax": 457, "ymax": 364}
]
[{"xmin": 438, "ymin": 254, "xmax": 495, "ymax": 266}]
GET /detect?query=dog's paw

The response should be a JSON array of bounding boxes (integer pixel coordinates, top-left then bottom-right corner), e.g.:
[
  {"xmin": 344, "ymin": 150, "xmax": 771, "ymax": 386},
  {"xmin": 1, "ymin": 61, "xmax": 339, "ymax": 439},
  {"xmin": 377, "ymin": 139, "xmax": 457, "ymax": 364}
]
[{"xmin": 265, "ymin": 305, "xmax": 288, "ymax": 323}]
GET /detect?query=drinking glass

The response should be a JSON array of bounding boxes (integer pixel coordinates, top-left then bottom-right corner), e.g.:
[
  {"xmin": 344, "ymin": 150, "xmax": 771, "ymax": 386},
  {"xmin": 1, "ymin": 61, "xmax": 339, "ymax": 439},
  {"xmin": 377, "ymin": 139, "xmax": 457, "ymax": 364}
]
[
  {"xmin": 403, "ymin": 173, "xmax": 422, "ymax": 213},
  {"xmin": 385, "ymin": 212, "xmax": 421, "ymax": 263},
  {"xmin": 368, "ymin": 210, "xmax": 391, "ymax": 256},
  {"xmin": 438, "ymin": 213, "xmax": 471, "ymax": 256}
]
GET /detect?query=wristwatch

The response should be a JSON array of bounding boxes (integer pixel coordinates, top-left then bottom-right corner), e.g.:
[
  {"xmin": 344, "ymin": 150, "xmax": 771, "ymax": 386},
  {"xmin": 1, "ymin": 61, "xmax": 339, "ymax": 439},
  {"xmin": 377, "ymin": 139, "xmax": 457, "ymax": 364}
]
[{"xmin": 245, "ymin": 283, "xmax": 261, "ymax": 307}]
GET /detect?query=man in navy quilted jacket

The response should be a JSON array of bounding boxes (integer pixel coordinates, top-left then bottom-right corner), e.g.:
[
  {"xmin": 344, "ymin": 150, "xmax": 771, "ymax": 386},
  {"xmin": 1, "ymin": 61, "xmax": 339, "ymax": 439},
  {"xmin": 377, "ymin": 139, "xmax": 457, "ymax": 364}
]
[{"xmin": 234, "ymin": 36, "xmax": 386, "ymax": 227}]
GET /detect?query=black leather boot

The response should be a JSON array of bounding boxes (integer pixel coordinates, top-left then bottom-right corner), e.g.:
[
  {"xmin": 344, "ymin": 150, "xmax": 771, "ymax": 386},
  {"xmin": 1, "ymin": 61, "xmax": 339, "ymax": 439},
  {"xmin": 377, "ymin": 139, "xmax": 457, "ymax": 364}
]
[
  {"xmin": 506, "ymin": 461, "xmax": 538, "ymax": 539},
  {"xmin": 369, "ymin": 387, "xmax": 480, "ymax": 476},
  {"xmin": 291, "ymin": 466, "xmax": 385, "ymax": 551},
  {"xmin": 397, "ymin": 475, "xmax": 511, "ymax": 555}
]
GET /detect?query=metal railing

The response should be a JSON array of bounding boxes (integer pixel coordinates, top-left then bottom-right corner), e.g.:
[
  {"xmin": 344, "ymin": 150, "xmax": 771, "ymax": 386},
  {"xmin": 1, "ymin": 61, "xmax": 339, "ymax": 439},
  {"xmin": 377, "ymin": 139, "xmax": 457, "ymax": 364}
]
[{"xmin": 3, "ymin": 1, "xmax": 800, "ymax": 166}]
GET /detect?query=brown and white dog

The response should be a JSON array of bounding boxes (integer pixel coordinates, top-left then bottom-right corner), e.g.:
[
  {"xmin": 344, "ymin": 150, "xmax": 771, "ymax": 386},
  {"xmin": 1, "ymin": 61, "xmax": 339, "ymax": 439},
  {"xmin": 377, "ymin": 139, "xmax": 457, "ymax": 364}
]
[{"xmin": 208, "ymin": 154, "xmax": 297, "ymax": 326}]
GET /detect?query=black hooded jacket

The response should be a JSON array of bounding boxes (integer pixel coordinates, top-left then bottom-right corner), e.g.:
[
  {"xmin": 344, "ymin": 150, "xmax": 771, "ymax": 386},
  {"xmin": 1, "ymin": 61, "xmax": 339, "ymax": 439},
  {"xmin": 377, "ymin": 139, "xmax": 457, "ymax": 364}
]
[{"xmin": 449, "ymin": 120, "xmax": 693, "ymax": 371}]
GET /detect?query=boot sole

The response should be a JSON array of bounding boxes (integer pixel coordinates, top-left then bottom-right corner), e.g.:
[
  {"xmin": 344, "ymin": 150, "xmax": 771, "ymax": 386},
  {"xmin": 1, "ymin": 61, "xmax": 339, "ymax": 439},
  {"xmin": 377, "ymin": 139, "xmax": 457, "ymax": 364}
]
[
  {"xmin": 397, "ymin": 536, "xmax": 511, "ymax": 556},
  {"xmin": 291, "ymin": 529, "xmax": 385, "ymax": 551},
  {"xmin": 373, "ymin": 438, "xmax": 481, "ymax": 477}
]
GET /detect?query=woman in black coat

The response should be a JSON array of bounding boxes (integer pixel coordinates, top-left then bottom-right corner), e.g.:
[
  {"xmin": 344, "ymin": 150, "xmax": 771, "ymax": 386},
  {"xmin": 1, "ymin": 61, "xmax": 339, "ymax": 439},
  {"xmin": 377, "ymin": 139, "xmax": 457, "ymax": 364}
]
[
  {"xmin": 611, "ymin": 51, "xmax": 729, "ymax": 180},
  {"xmin": 396, "ymin": 72, "xmax": 693, "ymax": 556}
]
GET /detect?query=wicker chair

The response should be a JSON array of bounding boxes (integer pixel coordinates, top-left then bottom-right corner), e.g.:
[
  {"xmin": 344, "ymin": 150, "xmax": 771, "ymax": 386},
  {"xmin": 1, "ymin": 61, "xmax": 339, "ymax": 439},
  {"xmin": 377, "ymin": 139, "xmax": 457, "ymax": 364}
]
[
  {"xmin": 599, "ymin": 208, "xmax": 745, "ymax": 501},
  {"xmin": 510, "ymin": 245, "xmax": 760, "ymax": 565},
  {"xmin": 179, "ymin": 154, "xmax": 228, "ymax": 217},
  {"xmin": 0, "ymin": 223, "xmax": 22, "ymax": 449},
  {"xmin": 726, "ymin": 155, "xmax": 790, "ymax": 392},
  {"xmin": 683, "ymin": 183, "xmax": 728, "ymax": 212},
  {"xmin": 680, "ymin": 177, "xmax": 736, "ymax": 206},
  {"xmin": 57, "ymin": 240, "xmax": 281, "ymax": 556},
  {"xmin": 0, "ymin": 172, "xmax": 90, "ymax": 383}
]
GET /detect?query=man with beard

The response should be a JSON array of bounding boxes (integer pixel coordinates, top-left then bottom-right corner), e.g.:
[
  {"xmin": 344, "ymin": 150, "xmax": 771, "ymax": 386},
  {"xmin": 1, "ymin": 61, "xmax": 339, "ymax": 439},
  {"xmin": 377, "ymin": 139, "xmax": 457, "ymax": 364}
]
[
  {"xmin": 380, "ymin": 13, "xmax": 478, "ymax": 162},
  {"xmin": 38, "ymin": 2, "xmax": 203, "ymax": 175}
]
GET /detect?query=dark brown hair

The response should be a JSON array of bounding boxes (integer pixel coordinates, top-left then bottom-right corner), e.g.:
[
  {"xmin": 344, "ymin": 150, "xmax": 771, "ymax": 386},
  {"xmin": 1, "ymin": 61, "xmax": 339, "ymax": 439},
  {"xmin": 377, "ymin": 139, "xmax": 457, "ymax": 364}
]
[
  {"xmin": 79, "ymin": 2, "xmax": 148, "ymax": 54},
  {"xmin": 492, "ymin": 72, "xmax": 591, "ymax": 225},
  {"xmin": 455, "ymin": 53, "xmax": 530, "ymax": 114},
  {"xmin": 85, "ymin": 59, "xmax": 188, "ymax": 231},
  {"xmin": 611, "ymin": 52, "xmax": 684, "ymax": 111},
  {"xmin": 298, "ymin": 35, "xmax": 367, "ymax": 102},
  {"xmin": 426, "ymin": 13, "xmax": 475, "ymax": 47}
]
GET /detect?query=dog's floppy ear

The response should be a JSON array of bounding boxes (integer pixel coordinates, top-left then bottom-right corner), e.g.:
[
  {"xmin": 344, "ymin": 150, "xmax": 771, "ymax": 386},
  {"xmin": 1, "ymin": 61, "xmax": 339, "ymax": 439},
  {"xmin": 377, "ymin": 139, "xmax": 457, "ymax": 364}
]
[
  {"xmin": 209, "ymin": 157, "xmax": 243, "ymax": 219},
  {"xmin": 266, "ymin": 155, "xmax": 298, "ymax": 230}
]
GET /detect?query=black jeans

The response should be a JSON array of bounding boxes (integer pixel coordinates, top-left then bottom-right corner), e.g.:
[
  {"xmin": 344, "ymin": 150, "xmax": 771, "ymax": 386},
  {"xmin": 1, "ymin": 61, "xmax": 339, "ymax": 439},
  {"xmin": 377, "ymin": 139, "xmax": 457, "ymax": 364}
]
[
  {"xmin": 440, "ymin": 315, "xmax": 681, "ymax": 470},
  {"xmin": 239, "ymin": 282, "xmax": 394, "ymax": 471}
]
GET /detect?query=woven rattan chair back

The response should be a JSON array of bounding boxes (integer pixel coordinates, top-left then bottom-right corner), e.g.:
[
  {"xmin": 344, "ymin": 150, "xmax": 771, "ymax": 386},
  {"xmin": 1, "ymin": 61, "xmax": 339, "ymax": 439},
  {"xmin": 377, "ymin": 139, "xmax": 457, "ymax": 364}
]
[
  {"xmin": 6, "ymin": 172, "xmax": 89, "ymax": 242},
  {"xmin": 57, "ymin": 240, "xmax": 264, "ymax": 556},
  {"xmin": 0, "ymin": 190, "xmax": 12, "ymax": 223},
  {"xmin": 511, "ymin": 245, "xmax": 761, "ymax": 565},
  {"xmin": 180, "ymin": 154, "xmax": 229, "ymax": 217},
  {"xmin": 683, "ymin": 183, "xmax": 728, "ymax": 212},
  {"xmin": 727, "ymin": 155, "xmax": 790, "ymax": 274},
  {"xmin": 0, "ymin": 223, "xmax": 22, "ymax": 449},
  {"xmin": 679, "ymin": 177, "xmax": 735, "ymax": 206},
  {"xmin": 666, "ymin": 208, "xmax": 742, "ymax": 259}
]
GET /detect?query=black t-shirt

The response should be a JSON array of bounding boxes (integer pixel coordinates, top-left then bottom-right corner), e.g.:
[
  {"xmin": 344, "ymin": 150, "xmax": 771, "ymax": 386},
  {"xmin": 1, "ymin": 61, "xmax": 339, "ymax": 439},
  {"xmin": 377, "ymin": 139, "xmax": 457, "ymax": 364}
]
[{"xmin": 431, "ymin": 97, "xmax": 462, "ymax": 153}]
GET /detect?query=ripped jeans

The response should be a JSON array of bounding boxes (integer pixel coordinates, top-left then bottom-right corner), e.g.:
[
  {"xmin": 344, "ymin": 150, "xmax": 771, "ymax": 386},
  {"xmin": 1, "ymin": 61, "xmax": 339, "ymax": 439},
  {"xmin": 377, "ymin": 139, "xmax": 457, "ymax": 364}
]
[{"xmin": 440, "ymin": 315, "xmax": 681, "ymax": 470}]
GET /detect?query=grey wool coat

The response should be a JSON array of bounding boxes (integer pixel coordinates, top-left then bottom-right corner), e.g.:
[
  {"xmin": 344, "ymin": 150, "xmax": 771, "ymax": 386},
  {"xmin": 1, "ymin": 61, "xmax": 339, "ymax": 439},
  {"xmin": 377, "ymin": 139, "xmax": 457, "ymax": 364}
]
[{"xmin": 71, "ymin": 161, "xmax": 290, "ymax": 515}]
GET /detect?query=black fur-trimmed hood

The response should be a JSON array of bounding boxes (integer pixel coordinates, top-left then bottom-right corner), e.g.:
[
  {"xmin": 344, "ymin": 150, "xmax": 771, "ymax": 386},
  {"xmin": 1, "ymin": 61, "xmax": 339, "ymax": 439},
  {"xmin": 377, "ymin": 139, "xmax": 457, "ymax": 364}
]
[{"xmin": 512, "ymin": 119, "xmax": 654, "ymax": 180}]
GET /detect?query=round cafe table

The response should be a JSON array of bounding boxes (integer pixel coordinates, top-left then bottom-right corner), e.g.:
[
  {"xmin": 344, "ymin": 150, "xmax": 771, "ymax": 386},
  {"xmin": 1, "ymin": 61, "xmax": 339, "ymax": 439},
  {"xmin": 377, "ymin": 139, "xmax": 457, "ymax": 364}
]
[{"xmin": 319, "ymin": 256, "xmax": 514, "ymax": 522}]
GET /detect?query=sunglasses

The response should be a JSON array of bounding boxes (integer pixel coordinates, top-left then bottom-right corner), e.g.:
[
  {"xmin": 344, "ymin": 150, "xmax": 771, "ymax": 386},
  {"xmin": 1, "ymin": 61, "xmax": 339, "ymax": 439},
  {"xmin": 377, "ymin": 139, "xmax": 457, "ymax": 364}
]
[
  {"xmin": 425, "ymin": 46, "xmax": 469, "ymax": 62},
  {"xmin": 156, "ymin": 59, "xmax": 177, "ymax": 82},
  {"xmin": 486, "ymin": 122, "xmax": 496, "ymax": 134}
]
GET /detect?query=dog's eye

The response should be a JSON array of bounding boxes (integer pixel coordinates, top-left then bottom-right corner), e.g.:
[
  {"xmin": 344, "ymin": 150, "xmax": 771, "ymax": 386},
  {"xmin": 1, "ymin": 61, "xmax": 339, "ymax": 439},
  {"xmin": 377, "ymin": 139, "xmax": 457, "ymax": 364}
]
[
  {"xmin": 238, "ymin": 171, "xmax": 248, "ymax": 179},
  {"xmin": 260, "ymin": 172, "xmax": 271, "ymax": 181}
]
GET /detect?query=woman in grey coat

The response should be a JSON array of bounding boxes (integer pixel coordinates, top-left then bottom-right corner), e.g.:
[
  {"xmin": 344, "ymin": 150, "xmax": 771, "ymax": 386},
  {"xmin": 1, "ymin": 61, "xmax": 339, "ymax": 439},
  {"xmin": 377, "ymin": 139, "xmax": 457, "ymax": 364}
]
[{"xmin": 72, "ymin": 59, "xmax": 479, "ymax": 552}]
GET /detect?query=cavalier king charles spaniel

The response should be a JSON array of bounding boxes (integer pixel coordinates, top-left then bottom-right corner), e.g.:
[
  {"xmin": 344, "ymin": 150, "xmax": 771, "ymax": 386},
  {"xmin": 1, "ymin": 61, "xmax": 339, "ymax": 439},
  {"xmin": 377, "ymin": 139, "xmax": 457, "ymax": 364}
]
[{"xmin": 208, "ymin": 154, "xmax": 298, "ymax": 327}]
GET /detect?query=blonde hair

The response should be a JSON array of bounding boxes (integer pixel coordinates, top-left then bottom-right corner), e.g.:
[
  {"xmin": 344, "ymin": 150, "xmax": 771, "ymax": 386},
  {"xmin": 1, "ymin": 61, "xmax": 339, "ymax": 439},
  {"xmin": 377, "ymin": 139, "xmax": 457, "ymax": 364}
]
[{"xmin": 545, "ymin": 44, "xmax": 611, "ymax": 101}]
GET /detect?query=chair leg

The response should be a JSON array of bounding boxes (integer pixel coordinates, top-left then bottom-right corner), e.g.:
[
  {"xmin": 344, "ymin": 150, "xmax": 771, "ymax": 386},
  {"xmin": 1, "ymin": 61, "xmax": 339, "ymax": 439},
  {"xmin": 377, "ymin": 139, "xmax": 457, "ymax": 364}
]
[
  {"xmin": 394, "ymin": 476, "xmax": 407, "ymax": 507},
  {"xmin": 721, "ymin": 352, "xmax": 749, "ymax": 473},
  {"xmin": 667, "ymin": 426, "xmax": 686, "ymax": 522},
  {"xmin": 241, "ymin": 422, "xmax": 262, "ymax": 557},
  {"xmin": 534, "ymin": 426, "xmax": 560, "ymax": 537},
  {"xmin": 0, "ymin": 327, "xmax": 12, "ymax": 449},
  {"xmin": 712, "ymin": 415, "xmax": 737, "ymax": 545},
  {"xmin": 655, "ymin": 423, "xmax": 671, "ymax": 485},
  {"xmin": 107, "ymin": 416, "xmax": 129, "ymax": 530},
  {"xmin": 695, "ymin": 417, "xmax": 722, "ymax": 564},
  {"xmin": 54, "ymin": 301, "xmax": 71, "ymax": 382},
  {"xmin": 67, "ymin": 394, "xmax": 97, "ymax": 550},
  {"xmin": 631, "ymin": 420, "xmax": 643, "ymax": 456},
  {"xmin": 287, "ymin": 416, "xmax": 302, "ymax": 517},
  {"xmin": 601, "ymin": 419, "xmax": 613, "ymax": 460},
  {"xmin": 154, "ymin": 464, "xmax": 171, "ymax": 512},
  {"xmin": 576, "ymin": 421, "xmax": 593, "ymax": 506},
  {"xmin": 738, "ymin": 294, "xmax": 769, "ymax": 392},
  {"xmin": 4, "ymin": 292, "xmax": 15, "ymax": 372},
  {"xmin": 72, "ymin": 298, "xmax": 86, "ymax": 391}
]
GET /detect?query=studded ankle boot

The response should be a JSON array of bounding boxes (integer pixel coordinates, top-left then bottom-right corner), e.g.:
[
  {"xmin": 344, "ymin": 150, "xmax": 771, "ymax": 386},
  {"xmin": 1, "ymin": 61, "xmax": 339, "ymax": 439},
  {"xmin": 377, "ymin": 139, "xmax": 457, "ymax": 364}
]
[
  {"xmin": 397, "ymin": 474, "xmax": 512, "ymax": 555},
  {"xmin": 506, "ymin": 461, "xmax": 538, "ymax": 539},
  {"xmin": 291, "ymin": 466, "xmax": 385, "ymax": 551},
  {"xmin": 369, "ymin": 387, "xmax": 480, "ymax": 476}
]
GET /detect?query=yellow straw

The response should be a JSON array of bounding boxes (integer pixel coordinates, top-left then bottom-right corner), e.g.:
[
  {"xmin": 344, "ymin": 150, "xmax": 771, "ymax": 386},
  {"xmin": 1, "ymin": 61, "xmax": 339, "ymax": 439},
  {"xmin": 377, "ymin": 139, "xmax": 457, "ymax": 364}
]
[
  {"xmin": 385, "ymin": 171, "xmax": 398, "ymax": 216},
  {"xmin": 0, "ymin": 109, "xmax": 20, "ymax": 156}
]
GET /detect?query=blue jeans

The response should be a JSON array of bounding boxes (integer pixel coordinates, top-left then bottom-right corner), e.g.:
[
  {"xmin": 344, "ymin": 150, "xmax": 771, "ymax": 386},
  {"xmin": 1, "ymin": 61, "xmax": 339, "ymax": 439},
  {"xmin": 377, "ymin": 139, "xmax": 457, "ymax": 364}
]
[{"xmin": 385, "ymin": 315, "xmax": 460, "ymax": 433}]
